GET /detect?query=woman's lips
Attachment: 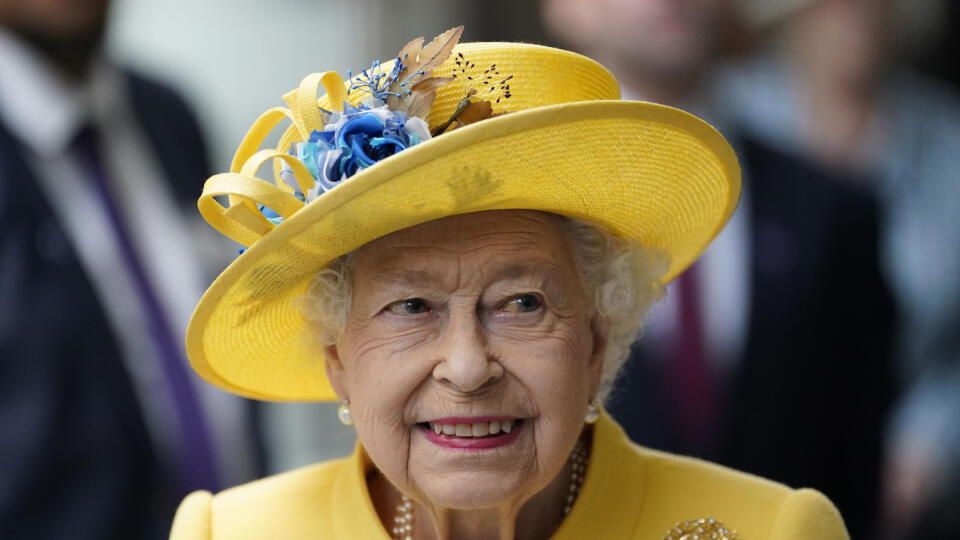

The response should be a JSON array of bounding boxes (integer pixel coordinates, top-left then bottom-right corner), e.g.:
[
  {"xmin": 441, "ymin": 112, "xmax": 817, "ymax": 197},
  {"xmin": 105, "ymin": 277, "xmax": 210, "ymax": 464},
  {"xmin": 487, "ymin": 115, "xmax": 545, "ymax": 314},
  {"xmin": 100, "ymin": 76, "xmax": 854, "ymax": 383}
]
[{"xmin": 418, "ymin": 418, "xmax": 524, "ymax": 450}]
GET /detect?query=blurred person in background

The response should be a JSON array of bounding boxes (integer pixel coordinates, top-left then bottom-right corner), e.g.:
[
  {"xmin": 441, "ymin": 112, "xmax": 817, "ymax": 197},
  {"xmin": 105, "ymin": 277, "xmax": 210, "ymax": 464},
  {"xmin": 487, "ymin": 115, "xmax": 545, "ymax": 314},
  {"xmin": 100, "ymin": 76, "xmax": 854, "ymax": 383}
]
[
  {"xmin": 716, "ymin": 1, "xmax": 960, "ymax": 538},
  {"xmin": 0, "ymin": 0, "xmax": 258, "ymax": 538},
  {"xmin": 541, "ymin": 0, "xmax": 895, "ymax": 537}
]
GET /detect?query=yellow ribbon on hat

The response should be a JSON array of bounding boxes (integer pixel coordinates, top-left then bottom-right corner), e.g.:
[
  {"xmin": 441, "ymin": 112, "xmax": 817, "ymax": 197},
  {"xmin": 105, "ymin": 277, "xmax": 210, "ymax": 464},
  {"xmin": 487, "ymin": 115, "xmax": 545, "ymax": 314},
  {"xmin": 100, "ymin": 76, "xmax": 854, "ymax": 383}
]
[{"xmin": 197, "ymin": 71, "xmax": 353, "ymax": 247}]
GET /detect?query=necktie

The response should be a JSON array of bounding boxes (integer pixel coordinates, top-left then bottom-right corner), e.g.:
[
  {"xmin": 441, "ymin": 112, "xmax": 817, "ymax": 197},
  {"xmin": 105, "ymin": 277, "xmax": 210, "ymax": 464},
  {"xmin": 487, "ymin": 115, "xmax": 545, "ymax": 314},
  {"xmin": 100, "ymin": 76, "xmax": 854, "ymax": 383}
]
[
  {"xmin": 668, "ymin": 263, "xmax": 718, "ymax": 448},
  {"xmin": 73, "ymin": 125, "xmax": 218, "ymax": 493}
]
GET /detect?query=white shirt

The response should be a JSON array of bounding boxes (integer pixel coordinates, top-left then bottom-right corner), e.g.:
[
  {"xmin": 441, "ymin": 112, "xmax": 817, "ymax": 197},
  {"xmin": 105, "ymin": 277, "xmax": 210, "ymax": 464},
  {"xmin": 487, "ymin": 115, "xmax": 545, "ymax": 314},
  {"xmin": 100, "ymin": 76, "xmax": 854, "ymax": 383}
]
[{"xmin": 0, "ymin": 29, "xmax": 256, "ymax": 486}]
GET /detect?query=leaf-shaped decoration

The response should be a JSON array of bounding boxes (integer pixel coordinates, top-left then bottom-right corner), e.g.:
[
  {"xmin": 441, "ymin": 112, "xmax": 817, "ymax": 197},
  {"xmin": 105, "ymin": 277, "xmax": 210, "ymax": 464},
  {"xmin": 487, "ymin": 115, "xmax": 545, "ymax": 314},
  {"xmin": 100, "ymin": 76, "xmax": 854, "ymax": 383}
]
[
  {"xmin": 411, "ymin": 26, "xmax": 463, "ymax": 78},
  {"xmin": 401, "ymin": 76, "xmax": 454, "ymax": 118},
  {"xmin": 386, "ymin": 26, "xmax": 463, "ymax": 109},
  {"xmin": 385, "ymin": 36, "xmax": 426, "ymax": 111},
  {"xmin": 456, "ymin": 100, "xmax": 493, "ymax": 125},
  {"xmin": 395, "ymin": 36, "xmax": 424, "ymax": 71}
]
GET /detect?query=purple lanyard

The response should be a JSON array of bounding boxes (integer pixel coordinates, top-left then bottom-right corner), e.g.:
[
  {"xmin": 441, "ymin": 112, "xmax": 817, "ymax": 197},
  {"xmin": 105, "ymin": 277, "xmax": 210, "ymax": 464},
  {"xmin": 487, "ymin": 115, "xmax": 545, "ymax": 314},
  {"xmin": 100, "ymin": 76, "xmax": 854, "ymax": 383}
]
[{"xmin": 73, "ymin": 126, "xmax": 218, "ymax": 493}]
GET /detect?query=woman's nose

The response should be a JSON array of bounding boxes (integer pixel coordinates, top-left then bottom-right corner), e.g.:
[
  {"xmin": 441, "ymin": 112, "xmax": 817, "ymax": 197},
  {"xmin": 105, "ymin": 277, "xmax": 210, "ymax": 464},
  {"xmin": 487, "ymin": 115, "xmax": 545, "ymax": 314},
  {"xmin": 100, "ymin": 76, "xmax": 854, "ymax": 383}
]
[{"xmin": 432, "ymin": 312, "xmax": 503, "ymax": 392}]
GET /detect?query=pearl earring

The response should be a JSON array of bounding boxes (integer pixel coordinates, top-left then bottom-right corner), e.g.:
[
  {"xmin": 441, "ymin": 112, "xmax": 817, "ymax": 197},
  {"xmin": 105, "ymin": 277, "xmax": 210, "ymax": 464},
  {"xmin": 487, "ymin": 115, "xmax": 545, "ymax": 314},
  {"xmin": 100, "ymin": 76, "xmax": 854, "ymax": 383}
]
[
  {"xmin": 585, "ymin": 398, "xmax": 600, "ymax": 424},
  {"xmin": 337, "ymin": 399, "xmax": 353, "ymax": 425}
]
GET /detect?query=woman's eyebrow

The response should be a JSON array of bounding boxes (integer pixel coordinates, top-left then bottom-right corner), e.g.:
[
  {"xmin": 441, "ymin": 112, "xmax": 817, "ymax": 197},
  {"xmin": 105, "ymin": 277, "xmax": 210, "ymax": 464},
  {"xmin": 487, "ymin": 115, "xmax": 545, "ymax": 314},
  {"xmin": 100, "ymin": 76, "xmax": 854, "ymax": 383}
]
[
  {"xmin": 370, "ymin": 260, "xmax": 561, "ymax": 288},
  {"xmin": 370, "ymin": 268, "xmax": 437, "ymax": 288},
  {"xmin": 487, "ymin": 261, "xmax": 562, "ymax": 284}
]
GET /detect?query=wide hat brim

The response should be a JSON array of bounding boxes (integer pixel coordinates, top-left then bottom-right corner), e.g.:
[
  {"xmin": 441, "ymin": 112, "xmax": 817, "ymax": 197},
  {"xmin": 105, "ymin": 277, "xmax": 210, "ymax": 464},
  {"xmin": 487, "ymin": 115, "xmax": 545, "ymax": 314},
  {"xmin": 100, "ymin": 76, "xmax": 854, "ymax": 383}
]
[{"xmin": 187, "ymin": 97, "xmax": 740, "ymax": 401}]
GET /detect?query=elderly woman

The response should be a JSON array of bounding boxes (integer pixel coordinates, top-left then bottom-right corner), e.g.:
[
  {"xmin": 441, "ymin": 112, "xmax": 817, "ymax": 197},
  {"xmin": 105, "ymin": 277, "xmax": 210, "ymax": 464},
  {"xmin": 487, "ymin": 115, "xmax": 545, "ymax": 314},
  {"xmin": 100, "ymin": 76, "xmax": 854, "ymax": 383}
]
[{"xmin": 172, "ymin": 30, "xmax": 848, "ymax": 539}]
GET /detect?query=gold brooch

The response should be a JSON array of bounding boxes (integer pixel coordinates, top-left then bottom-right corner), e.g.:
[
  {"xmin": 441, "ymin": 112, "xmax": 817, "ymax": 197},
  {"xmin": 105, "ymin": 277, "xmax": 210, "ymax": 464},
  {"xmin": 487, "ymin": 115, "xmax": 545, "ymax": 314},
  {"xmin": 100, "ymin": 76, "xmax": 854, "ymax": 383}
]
[{"xmin": 662, "ymin": 517, "xmax": 741, "ymax": 540}]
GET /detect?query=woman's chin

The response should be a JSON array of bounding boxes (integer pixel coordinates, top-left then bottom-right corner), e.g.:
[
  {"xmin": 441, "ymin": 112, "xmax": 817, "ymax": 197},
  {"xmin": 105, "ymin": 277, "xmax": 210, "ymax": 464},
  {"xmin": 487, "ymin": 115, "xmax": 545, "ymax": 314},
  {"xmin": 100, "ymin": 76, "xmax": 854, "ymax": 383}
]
[{"xmin": 414, "ymin": 471, "xmax": 529, "ymax": 509}]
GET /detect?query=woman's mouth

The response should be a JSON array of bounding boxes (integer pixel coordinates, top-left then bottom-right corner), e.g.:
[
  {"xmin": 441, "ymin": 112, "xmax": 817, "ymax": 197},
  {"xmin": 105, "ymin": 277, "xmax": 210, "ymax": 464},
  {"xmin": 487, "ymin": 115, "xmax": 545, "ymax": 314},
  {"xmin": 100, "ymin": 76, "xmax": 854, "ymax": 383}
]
[{"xmin": 417, "ymin": 418, "xmax": 525, "ymax": 450}]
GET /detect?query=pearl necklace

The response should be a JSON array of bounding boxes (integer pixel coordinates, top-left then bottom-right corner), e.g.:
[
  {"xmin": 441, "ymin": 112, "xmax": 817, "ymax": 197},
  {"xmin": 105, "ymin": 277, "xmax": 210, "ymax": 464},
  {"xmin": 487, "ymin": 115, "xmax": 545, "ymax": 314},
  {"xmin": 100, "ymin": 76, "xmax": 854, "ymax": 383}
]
[
  {"xmin": 390, "ymin": 438, "xmax": 589, "ymax": 540},
  {"xmin": 563, "ymin": 437, "xmax": 588, "ymax": 516},
  {"xmin": 391, "ymin": 495, "xmax": 414, "ymax": 539}
]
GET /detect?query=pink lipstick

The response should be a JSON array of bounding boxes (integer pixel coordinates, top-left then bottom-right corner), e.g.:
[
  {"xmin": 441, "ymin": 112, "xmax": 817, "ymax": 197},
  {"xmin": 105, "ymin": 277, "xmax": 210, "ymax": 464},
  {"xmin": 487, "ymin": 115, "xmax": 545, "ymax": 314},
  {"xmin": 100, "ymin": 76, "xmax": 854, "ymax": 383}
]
[{"xmin": 418, "ymin": 418, "xmax": 525, "ymax": 451}]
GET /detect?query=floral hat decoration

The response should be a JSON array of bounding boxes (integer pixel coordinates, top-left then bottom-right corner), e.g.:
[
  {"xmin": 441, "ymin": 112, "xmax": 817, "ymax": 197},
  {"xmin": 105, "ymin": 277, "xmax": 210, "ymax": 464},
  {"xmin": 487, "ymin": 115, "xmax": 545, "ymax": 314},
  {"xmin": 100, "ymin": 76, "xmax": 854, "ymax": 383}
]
[{"xmin": 188, "ymin": 27, "xmax": 741, "ymax": 401}]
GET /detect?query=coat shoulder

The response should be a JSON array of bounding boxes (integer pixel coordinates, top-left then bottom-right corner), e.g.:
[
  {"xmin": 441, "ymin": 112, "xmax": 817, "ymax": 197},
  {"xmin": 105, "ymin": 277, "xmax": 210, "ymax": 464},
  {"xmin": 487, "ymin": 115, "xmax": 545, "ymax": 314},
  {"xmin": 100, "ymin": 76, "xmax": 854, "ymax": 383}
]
[
  {"xmin": 770, "ymin": 488, "xmax": 849, "ymax": 540},
  {"xmin": 169, "ymin": 458, "xmax": 349, "ymax": 540},
  {"xmin": 630, "ymin": 445, "xmax": 848, "ymax": 539},
  {"xmin": 170, "ymin": 490, "xmax": 213, "ymax": 540}
]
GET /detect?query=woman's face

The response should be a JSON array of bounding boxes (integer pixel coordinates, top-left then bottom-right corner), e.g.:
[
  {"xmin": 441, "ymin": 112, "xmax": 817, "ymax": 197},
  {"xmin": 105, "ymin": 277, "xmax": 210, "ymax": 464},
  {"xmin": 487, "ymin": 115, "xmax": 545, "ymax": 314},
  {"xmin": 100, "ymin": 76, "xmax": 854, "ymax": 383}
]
[{"xmin": 326, "ymin": 210, "xmax": 606, "ymax": 509}]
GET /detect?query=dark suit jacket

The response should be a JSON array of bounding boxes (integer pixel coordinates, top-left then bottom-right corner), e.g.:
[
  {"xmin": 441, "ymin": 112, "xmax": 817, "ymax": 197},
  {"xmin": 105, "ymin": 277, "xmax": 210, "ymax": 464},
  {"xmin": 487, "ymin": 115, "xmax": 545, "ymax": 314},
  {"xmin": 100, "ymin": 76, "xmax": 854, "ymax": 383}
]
[
  {"xmin": 608, "ymin": 136, "xmax": 896, "ymax": 540},
  {"xmin": 0, "ymin": 70, "xmax": 210, "ymax": 540}
]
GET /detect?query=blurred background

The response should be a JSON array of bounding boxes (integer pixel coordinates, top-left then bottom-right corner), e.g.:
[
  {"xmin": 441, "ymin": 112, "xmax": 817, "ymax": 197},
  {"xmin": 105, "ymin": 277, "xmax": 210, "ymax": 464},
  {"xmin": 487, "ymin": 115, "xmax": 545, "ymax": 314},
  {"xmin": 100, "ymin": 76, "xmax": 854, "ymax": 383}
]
[{"xmin": 1, "ymin": 0, "xmax": 957, "ymax": 538}]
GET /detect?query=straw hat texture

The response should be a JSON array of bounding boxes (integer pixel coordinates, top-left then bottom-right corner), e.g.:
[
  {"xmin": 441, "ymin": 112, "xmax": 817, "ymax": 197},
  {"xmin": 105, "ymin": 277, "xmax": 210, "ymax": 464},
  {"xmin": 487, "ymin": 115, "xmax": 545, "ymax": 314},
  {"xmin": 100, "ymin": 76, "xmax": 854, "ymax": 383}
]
[{"xmin": 187, "ymin": 35, "xmax": 740, "ymax": 401}]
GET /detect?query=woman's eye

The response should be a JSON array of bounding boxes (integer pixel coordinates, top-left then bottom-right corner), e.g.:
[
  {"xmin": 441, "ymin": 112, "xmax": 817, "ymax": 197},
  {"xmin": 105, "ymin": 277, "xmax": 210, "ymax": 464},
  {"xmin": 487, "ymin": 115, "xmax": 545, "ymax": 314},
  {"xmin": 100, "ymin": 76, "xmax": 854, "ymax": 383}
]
[
  {"xmin": 386, "ymin": 298, "xmax": 431, "ymax": 315},
  {"xmin": 501, "ymin": 293, "xmax": 543, "ymax": 313}
]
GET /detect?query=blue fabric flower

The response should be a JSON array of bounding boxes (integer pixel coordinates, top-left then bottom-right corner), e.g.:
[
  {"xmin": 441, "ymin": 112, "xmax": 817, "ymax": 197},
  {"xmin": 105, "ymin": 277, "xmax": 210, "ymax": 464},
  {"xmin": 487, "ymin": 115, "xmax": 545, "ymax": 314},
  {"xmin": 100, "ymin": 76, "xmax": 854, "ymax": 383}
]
[
  {"xmin": 279, "ymin": 105, "xmax": 432, "ymax": 212},
  {"xmin": 335, "ymin": 113, "xmax": 407, "ymax": 176}
]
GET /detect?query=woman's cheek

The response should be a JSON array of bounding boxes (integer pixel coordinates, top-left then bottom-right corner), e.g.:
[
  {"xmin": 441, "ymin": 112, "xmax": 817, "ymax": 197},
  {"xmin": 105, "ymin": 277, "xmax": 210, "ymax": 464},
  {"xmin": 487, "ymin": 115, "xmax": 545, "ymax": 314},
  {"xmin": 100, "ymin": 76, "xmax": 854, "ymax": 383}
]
[
  {"xmin": 351, "ymin": 406, "xmax": 412, "ymax": 491},
  {"xmin": 501, "ymin": 324, "xmax": 593, "ymax": 412},
  {"xmin": 346, "ymin": 329, "xmax": 437, "ymax": 431},
  {"xmin": 346, "ymin": 323, "xmax": 434, "ymax": 369},
  {"xmin": 496, "ymin": 319, "xmax": 592, "ymax": 365}
]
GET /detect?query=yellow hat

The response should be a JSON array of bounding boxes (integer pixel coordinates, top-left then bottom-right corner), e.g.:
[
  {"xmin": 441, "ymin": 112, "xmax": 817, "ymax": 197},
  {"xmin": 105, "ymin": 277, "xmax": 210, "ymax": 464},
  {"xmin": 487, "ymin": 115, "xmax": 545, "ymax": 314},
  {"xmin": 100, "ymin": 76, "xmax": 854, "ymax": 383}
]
[{"xmin": 187, "ymin": 31, "xmax": 740, "ymax": 401}]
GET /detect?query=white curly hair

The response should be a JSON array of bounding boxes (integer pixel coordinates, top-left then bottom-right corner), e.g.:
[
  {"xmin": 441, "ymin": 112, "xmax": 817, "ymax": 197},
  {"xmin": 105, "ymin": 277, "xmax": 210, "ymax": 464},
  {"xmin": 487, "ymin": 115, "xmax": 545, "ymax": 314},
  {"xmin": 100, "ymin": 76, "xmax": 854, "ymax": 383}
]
[{"xmin": 299, "ymin": 215, "xmax": 668, "ymax": 403}]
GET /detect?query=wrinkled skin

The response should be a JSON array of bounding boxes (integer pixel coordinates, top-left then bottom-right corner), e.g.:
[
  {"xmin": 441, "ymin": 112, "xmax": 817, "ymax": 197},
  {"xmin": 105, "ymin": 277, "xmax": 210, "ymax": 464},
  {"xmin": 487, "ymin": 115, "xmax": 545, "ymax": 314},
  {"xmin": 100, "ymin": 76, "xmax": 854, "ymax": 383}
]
[{"xmin": 325, "ymin": 210, "xmax": 607, "ymax": 540}]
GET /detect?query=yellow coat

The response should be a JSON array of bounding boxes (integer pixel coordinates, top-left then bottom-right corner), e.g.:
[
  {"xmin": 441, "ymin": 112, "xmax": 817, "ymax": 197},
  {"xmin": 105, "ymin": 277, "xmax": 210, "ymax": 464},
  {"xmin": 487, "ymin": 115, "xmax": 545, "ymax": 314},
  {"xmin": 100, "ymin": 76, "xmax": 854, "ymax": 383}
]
[{"xmin": 170, "ymin": 413, "xmax": 848, "ymax": 539}]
